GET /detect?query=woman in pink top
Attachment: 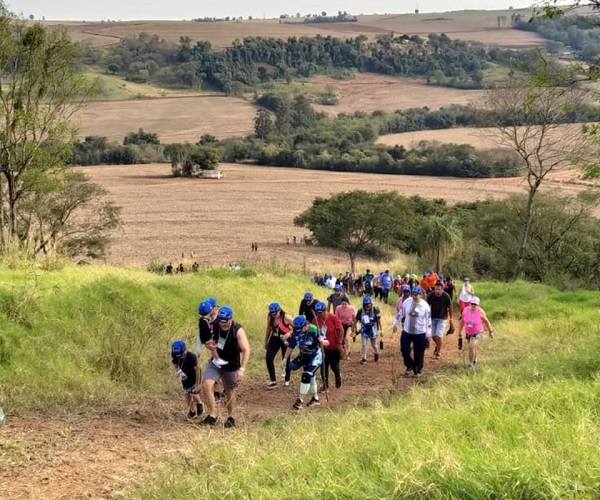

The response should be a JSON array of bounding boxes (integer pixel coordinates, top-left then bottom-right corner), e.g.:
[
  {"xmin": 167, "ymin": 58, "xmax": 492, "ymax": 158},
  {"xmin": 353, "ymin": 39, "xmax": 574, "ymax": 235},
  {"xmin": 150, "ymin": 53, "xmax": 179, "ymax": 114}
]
[
  {"xmin": 335, "ymin": 296, "xmax": 356, "ymax": 360},
  {"xmin": 457, "ymin": 296, "xmax": 494, "ymax": 369}
]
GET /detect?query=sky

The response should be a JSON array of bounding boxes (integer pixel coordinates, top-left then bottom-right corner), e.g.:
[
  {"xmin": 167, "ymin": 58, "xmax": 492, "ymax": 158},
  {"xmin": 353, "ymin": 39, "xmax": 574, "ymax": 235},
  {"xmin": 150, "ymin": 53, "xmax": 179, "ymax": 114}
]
[{"xmin": 8, "ymin": 0, "xmax": 534, "ymax": 21}]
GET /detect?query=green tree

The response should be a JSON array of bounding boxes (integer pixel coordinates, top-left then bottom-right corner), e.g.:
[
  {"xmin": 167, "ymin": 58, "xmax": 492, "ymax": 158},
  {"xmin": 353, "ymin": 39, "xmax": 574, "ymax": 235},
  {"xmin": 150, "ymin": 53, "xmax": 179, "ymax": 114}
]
[
  {"xmin": 254, "ymin": 109, "xmax": 274, "ymax": 139},
  {"xmin": 420, "ymin": 214, "xmax": 462, "ymax": 273},
  {"xmin": 294, "ymin": 190, "xmax": 412, "ymax": 272},
  {"xmin": 0, "ymin": 8, "xmax": 118, "ymax": 258},
  {"xmin": 164, "ymin": 143, "xmax": 219, "ymax": 177}
]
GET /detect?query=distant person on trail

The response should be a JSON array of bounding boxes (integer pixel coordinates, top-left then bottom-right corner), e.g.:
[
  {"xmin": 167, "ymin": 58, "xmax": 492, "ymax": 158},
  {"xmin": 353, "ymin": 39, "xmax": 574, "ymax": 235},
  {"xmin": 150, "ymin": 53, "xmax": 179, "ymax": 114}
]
[
  {"xmin": 426, "ymin": 281, "xmax": 453, "ymax": 359},
  {"xmin": 335, "ymin": 297, "xmax": 356, "ymax": 360},
  {"xmin": 372, "ymin": 273, "xmax": 382, "ymax": 301},
  {"xmin": 458, "ymin": 278, "xmax": 475, "ymax": 314},
  {"xmin": 354, "ymin": 295, "xmax": 382, "ymax": 364},
  {"xmin": 425, "ymin": 269, "xmax": 438, "ymax": 293},
  {"xmin": 264, "ymin": 302, "xmax": 293, "ymax": 389},
  {"xmin": 395, "ymin": 285, "xmax": 411, "ymax": 315},
  {"xmin": 457, "ymin": 296, "xmax": 494, "ymax": 369},
  {"xmin": 299, "ymin": 292, "xmax": 317, "ymax": 323},
  {"xmin": 327, "ymin": 284, "xmax": 349, "ymax": 313},
  {"xmin": 363, "ymin": 269, "xmax": 374, "ymax": 296},
  {"xmin": 312, "ymin": 301, "xmax": 344, "ymax": 391},
  {"xmin": 171, "ymin": 340, "xmax": 203, "ymax": 419},
  {"xmin": 165, "ymin": 262, "xmax": 173, "ymax": 275},
  {"xmin": 281, "ymin": 316, "xmax": 329, "ymax": 410},
  {"xmin": 398, "ymin": 286, "xmax": 431, "ymax": 377},
  {"xmin": 443, "ymin": 276, "xmax": 456, "ymax": 300},
  {"xmin": 380, "ymin": 269, "xmax": 393, "ymax": 304},
  {"xmin": 201, "ymin": 306, "xmax": 250, "ymax": 428}
]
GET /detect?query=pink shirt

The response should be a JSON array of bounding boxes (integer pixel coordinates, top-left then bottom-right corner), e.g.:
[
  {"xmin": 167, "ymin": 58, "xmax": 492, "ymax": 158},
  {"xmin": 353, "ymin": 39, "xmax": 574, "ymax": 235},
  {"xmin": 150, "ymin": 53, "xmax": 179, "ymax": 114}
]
[
  {"xmin": 462, "ymin": 306, "xmax": 483, "ymax": 335},
  {"xmin": 335, "ymin": 304, "xmax": 356, "ymax": 325}
]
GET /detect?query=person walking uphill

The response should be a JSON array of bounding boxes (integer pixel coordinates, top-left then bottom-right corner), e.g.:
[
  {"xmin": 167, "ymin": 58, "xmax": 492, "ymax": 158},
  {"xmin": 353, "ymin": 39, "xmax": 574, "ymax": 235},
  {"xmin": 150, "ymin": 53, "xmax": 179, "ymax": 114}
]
[
  {"xmin": 299, "ymin": 292, "xmax": 317, "ymax": 323},
  {"xmin": 354, "ymin": 296, "xmax": 382, "ymax": 364},
  {"xmin": 426, "ymin": 281, "xmax": 453, "ymax": 359},
  {"xmin": 201, "ymin": 306, "xmax": 250, "ymax": 428},
  {"xmin": 457, "ymin": 296, "xmax": 494, "ymax": 369},
  {"xmin": 312, "ymin": 301, "xmax": 344, "ymax": 390},
  {"xmin": 171, "ymin": 340, "xmax": 203, "ymax": 419},
  {"xmin": 282, "ymin": 316, "xmax": 329, "ymax": 410},
  {"xmin": 398, "ymin": 286, "xmax": 431, "ymax": 377},
  {"xmin": 264, "ymin": 302, "xmax": 293, "ymax": 389}
]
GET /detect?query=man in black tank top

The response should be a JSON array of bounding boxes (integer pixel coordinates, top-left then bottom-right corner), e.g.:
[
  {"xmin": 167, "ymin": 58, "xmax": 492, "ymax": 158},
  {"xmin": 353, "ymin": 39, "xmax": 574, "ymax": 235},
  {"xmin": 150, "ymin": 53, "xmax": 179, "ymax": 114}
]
[{"xmin": 201, "ymin": 306, "xmax": 251, "ymax": 428}]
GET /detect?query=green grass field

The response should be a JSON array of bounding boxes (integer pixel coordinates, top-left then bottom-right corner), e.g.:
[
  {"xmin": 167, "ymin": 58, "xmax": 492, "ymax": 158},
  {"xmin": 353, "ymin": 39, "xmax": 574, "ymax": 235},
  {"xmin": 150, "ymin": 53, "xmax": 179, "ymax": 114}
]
[{"xmin": 1, "ymin": 263, "xmax": 599, "ymax": 498}]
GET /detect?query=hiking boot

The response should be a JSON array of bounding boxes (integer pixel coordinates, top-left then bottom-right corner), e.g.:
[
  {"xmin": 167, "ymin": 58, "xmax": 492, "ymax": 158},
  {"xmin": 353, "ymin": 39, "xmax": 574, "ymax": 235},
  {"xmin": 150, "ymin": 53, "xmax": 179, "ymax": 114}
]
[
  {"xmin": 224, "ymin": 416, "xmax": 236, "ymax": 428},
  {"xmin": 374, "ymin": 353, "xmax": 379, "ymax": 362},
  {"xmin": 307, "ymin": 397, "xmax": 320, "ymax": 408},
  {"xmin": 292, "ymin": 398, "xmax": 303, "ymax": 410},
  {"xmin": 360, "ymin": 358, "xmax": 367, "ymax": 365},
  {"xmin": 196, "ymin": 402, "xmax": 204, "ymax": 416},
  {"xmin": 201, "ymin": 415, "xmax": 217, "ymax": 426},
  {"xmin": 265, "ymin": 381, "xmax": 277, "ymax": 390}
]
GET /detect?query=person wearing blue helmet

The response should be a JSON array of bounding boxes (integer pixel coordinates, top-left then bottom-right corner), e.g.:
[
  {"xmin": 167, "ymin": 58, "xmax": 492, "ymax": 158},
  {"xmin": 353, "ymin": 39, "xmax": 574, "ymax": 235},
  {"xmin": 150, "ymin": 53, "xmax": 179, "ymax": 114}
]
[
  {"xmin": 171, "ymin": 340, "xmax": 203, "ymax": 419},
  {"xmin": 380, "ymin": 270, "xmax": 393, "ymax": 304},
  {"xmin": 298, "ymin": 292, "xmax": 317, "ymax": 322},
  {"xmin": 201, "ymin": 306, "xmax": 251, "ymax": 428},
  {"xmin": 313, "ymin": 301, "xmax": 344, "ymax": 391},
  {"xmin": 354, "ymin": 295, "xmax": 382, "ymax": 364},
  {"xmin": 281, "ymin": 315, "xmax": 329, "ymax": 410},
  {"xmin": 399, "ymin": 286, "xmax": 431, "ymax": 377},
  {"xmin": 327, "ymin": 284, "xmax": 350, "ymax": 313},
  {"xmin": 264, "ymin": 302, "xmax": 293, "ymax": 389}
]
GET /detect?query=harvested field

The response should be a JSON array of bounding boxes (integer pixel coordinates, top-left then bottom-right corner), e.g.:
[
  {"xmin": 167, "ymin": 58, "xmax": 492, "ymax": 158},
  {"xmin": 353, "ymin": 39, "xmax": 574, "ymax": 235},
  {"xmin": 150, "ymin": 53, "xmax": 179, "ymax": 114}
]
[
  {"xmin": 313, "ymin": 75, "xmax": 485, "ymax": 115},
  {"xmin": 80, "ymin": 163, "xmax": 589, "ymax": 269},
  {"xmin": 74, "ymin": 96, "xmax": 257, "ymax": 142},
  {"xmin": 56, "ymin": 9, "xmax": 543, "ymax": 49}
]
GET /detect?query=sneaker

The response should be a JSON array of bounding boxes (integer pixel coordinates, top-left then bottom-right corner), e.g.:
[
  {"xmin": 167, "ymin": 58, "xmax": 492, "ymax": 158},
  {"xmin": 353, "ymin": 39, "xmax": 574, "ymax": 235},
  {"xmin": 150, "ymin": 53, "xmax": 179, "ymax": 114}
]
[
  {"xmin": 212, "ymin": 358, "xmax": 229, "ymax": 367},
  {"xmin": 201, "ymin": 415, "xmax": 217, "ymax": 426},
  {"xmin": 224, "ymin": 416, "xmax": 236, "ymax": 428},
  {"xmin": 265, "ymin": 381, "xmax": 277, "ymax": 389},
  {"xmin": 360, "ymin": 358, "xmax": 367, "ymax": 365},
  {"xmin": 374, "ymin": 353, "xmax": 379, "ymax": 362},
  {"xmin": 404, "ymin": 369, "xmax": 413, "ymax": 377},
  {"xmin": 187, "ymin": 411, "xmax": 197, "ymax": 419},
  {"xmin": 433, "ymin": 350, "xmax": 440, "ymax": 359},
  {"xmin": 307, "ymin": 397, "xmax": 320, "ymax": 407},
  {"xmin": 319, "ymin": 385, "xmax": 328, "ymax": 393},
  {"xmin": 335, "ymin": 379, "xmax": 342, "ymax": 389},
  {"xmin": 284, "ymin": 381, "xmax": 290, "ymax": 388},
  {"xmin": 292, "ymin": 398, "xmax": 303, "ymax": 410},
  {"xmin": 196, "ymin": 402, "xmax": 204, "ymax": 416}
]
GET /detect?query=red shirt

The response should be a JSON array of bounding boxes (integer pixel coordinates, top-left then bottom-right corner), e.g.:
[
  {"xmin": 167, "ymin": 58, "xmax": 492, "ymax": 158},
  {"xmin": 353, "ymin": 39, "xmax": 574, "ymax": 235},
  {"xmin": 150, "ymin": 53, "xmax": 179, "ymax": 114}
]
[{"xmin": 312, "ymin": 313, "xmax": 343, "ymax": 351}]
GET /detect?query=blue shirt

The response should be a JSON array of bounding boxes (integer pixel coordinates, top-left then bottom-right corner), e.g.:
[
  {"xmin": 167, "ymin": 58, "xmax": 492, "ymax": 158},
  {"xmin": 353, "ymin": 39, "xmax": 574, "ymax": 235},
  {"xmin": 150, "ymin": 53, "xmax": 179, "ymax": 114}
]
[{"xmin": 381, "ymin": 274, "xmax": 393, "ymax": 290}]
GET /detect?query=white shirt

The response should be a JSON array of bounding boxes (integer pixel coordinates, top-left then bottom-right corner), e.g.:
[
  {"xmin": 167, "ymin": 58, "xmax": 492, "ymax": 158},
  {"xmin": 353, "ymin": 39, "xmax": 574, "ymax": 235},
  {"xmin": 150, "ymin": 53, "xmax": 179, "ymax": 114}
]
[
  {"xmin": 458, "ymin": 283, "xmax": 474, "ymax": 302},
  {"xmin": 399, "ymin": 297, "xmax": 431, "ymax": 336}
]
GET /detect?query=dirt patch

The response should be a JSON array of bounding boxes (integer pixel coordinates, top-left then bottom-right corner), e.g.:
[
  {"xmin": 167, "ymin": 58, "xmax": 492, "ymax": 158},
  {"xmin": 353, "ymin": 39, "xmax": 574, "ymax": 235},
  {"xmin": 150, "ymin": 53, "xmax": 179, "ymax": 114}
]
[
  {"xmin": 0, "ymin": 328, "xmax": 461, "ymax": 499},
  {"xmin": 74, "ymin": 96, "xmax": 257, "ymax": 142},
  {"xmin": 79, "ymin": 163, "xmax": 589, "ymax": 269},
  {"xmin": 312, "ymin": 74, "xmax": 485, "ymax": 115}
]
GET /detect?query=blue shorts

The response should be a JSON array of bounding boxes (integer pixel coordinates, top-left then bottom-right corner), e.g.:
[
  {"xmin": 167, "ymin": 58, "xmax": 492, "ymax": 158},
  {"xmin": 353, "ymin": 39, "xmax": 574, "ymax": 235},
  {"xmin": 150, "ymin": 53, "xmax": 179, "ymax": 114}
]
[{"xmin": 430, "ymin": 319, "xmax": 447, "ymax": 338}]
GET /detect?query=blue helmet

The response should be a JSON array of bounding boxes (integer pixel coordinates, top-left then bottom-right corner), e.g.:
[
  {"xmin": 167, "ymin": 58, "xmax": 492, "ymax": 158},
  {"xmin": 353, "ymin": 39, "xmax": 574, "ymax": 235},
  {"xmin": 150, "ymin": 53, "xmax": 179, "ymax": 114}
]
[
  {"xmin": 171, "ymin": 340, "xmax": 186, "ymax": 358},
  {"xmin": 401, "ymin": 285, "xmax": 410, "ymax": 292},
  {"xmin": 206, "ymin": 297, "xmax": 218, "ymax": 308},
  {"xmin": 314, "ymin": 301, "xmax": 327, "ymax": 313},
  {"xmin": 198, "ymin": 300, "xmax": 212, "ymax": 315},
  {"xmin": 303, "ymin": 292, "xmax": 313, "ymax": 301},
  {"xmin": 363, "ymin": 296, "xmax": 372, "ymax": 305},
  {"xmin": 334, "ymin": 284, "xmax": 343, "ymax": 291},
  {"xmin": 411, "ymin": 286, "xmax": 422, "ymax": 295},
  {"xmin": 293, "ymin": 315, "xmax": 308, "ymax": 329},
  {"xmin": 268, "ymin": 302, "xmax": 281, "ymax": 314},
  {"xmin": 217, "ymin": 306, "xmax": 233, "ymax": 322}
]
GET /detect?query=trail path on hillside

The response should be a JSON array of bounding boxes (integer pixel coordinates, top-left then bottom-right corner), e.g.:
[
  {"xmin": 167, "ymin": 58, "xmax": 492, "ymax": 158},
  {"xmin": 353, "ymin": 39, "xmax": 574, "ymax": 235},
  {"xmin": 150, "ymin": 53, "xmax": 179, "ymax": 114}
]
[{"xmin": 0, "ymin": 329, "xmax": 462, "ymax": 499}]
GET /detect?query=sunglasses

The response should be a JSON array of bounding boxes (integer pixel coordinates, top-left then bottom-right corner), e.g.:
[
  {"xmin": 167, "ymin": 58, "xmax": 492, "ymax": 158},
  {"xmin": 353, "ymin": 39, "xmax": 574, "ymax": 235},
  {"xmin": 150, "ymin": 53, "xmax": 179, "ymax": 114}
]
[
  {"xmin": 219, "ymin": 317, "xmax": 231, "ymax": 322},
  {"xmin": 470, "ymin": 303, "xmax": 478, "ymax": 306}
]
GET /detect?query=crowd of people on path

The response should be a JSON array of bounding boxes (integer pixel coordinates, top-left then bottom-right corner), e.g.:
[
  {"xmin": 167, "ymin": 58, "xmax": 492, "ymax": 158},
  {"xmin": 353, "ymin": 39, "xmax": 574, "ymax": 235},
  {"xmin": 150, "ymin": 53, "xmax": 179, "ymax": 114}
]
[{"xmin": 170, "ymin": 269, "xmax": 494, "ymax": 427}]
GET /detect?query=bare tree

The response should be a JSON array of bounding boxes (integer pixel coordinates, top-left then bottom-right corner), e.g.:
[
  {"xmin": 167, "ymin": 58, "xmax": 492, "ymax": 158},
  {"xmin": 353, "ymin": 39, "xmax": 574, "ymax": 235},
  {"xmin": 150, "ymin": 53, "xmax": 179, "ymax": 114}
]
[{"xmin": 482, "ymin": 67, "xmax": 593, "ymax": 280}]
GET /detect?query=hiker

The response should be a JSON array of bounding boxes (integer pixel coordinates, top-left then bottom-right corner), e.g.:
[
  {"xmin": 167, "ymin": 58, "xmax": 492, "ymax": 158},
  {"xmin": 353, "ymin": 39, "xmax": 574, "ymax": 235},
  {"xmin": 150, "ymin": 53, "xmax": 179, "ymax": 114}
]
[
  {"xmin": 197, "ymin": 300, "xmax": 228, "ymax": 368},
  {"xmin": 201, "ymin": 297, "xmax": 225, "ymax": 402},
  {"xmin": 177, "ymin": 263, "xmax": 184, "ymax": 273},
  {"xmin": 298, "ymin": 292, "xmax": 317, "ymax": 323},
  {"xmin": 201, "ymin": 306, "xmax": 250, "ymax": 428},
  {"xmin": 457, "ymin": 296, "xmax": 494, "ymax": 369},
  {"xmin": 425, "ymin": 269, "xmax": 438, "ymax": 293},
  {"xmin": 335, "ymin": 296, "xmax": 356, "ymax": 360},
  {"xmin": 264, "ymin": 302, "xmax": 293, "ymax": 389},
  {"xmin": 312, "ymin": 301, "xmax": 344, "ymax": 390},
  {"xmin": 363, "ymin": 269, "xmax": 374, "ymax": 296},
  {"xmin": 165, "ymin": 262, "xmax": 173, "ymax": 275},
  {"xmin": 191, "ymin": 261, "xmax": 199, "ymax": 272},
  {"xmin": 380, "ymin": 269, "xmax": 393, "ymax": 304},
  {"xmin": 354, "ymin": 295, "xmax": 382, "ymax": 364},
  {"xmin": 171, "ymin": 340, "xmax": 203, "ymax": 419},
  {"xmin": 458, "ymin": 277, "xmax": 475, "ymax": 313},
  {"xmin": 395, "ymin": 284, "xmax": 411, "ymax": 315},
  {"xmin": 327, "ymin": 284, "xmax": 350, "ymax": 313},
  {"xmin": 443, "ymin": 276, "xmax": 456, "ymax": 299},
  {"xmin": 398, "ymin": 286, "xmax": 431, "ymax": 377},
  {"xmin": 282, "ymin": 315, "xmax": 329, "ymax": 410},
  {"xmin": 426, "ymin": 281, "xmax": 453, "ymax": 359},
  {"xmin": 372, "ymin": 273, "xmax": 382, "ymax": 301}
]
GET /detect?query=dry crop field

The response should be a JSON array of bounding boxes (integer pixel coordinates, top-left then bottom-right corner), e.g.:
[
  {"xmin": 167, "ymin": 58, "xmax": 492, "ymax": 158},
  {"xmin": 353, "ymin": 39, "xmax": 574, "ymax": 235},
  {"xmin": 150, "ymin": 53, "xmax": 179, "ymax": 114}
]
[
  {"xmin": 59, "ymin": 9, "xmax": 542, "ymax": 49},
  {"xmin": 74, "ymin": 95, "xmax": 257, "ymax": 142},
  {"xmin": 80, "ymin": 163, "xmax": 589, "ymax": 269},
  {"xmin": 312, "ymin": 75, "xmax": 486, "ymax": 115}
]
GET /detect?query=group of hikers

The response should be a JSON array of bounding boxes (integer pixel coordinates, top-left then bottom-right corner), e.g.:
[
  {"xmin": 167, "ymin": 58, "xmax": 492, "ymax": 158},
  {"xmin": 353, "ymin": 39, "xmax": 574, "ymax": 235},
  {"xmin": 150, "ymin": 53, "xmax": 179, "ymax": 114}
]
[{"xmin": 170, "ymin": 269, "xmax": 494, "ymax": 426}]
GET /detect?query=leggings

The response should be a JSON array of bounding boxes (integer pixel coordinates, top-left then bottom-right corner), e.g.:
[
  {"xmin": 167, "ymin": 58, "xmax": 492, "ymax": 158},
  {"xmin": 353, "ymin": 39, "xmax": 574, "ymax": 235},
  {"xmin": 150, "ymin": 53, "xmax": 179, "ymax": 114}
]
[
  {"xmin": 361, "ymin": 335, "xmax": 379, "ymax": 359},
  {"xmin": 321, "ymin": 349, "xmax": 342, "ymax": 389},
  {"xmin": 265, "ymin": 334, "xmax": 290, "ymax": 382}
]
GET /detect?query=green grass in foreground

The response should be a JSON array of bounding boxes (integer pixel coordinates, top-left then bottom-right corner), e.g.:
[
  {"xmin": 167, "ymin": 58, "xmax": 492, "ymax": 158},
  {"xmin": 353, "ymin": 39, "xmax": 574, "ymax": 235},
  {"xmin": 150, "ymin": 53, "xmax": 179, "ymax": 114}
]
[{"xmin": 1, "ymin": 263, "xmax": 599, "ymax": 497}]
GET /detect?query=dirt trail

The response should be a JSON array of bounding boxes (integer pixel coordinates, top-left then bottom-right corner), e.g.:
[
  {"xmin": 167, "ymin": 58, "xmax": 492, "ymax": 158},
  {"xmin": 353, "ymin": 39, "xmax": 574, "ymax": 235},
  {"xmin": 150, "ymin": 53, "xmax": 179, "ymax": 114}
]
[{"xmin": 0, "ymin": 328, "xmax": 462, "ymax": 499}]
